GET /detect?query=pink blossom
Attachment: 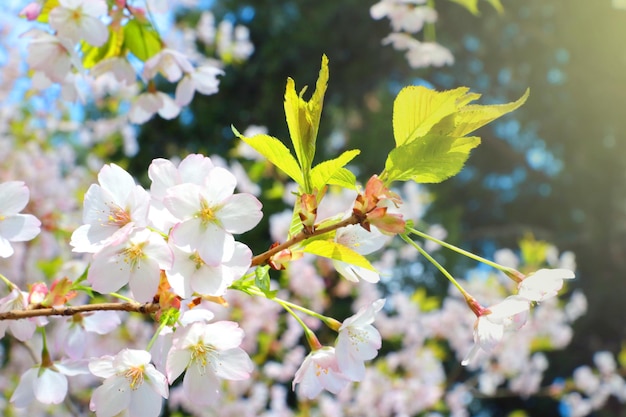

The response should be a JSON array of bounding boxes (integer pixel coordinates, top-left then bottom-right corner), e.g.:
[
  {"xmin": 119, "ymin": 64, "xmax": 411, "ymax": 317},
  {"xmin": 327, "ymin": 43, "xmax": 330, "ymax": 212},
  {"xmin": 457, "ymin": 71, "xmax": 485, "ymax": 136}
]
[
  {"xmin": 49, "ymin": 0, "xmax": 109, "ymax": 46},
  {"xmin": 333, "ymin": 224, "xmax": 387, "ymax": 283},
  {"xmin": 21, "ymin": 29, "xmax": 82, "ymax": 83},
  {"xmin": 175, "ymin": 65, "xmax": 224, "ymax": 106},
  {"xmin": 143, "ymin": 49, "xmax": 194, "ymax": 82},
  {"xmin": 293, "ymin": 346, "xmax": 350, "ymax": 399},
  {"xmin": 129, "ymin": 91, "xmax": 181, "ymax": 124},
  {"xmin": 517, "ymin": 268, "xmax": 575, "ymax": 302},
  {"xmin": 0, "ymin": 289, "xmax": 38, "ymax": 341}
]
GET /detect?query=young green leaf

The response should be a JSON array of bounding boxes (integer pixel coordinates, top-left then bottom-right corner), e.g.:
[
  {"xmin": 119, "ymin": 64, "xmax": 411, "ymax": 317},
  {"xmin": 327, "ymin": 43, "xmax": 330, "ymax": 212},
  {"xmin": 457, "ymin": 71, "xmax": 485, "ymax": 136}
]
[
  {"xmin": 233, "ymin": 127, "xmax": 304, "ymax": 187},
  {"xmin": 446, "ymin": 0, "xmax": 480, "ymax": 15},
  {"xmin": 123, "ymin": 20, "xmax": 162, "ymax": 61},
  {"xmin": 310, "ymin": 149, "xmax": 360, "ymax": 192},
  {"xmin": 383, "ymin": 135, "xmax": 481, "ymax": 184},
  {"xmin": 303, "ymin": 240, "xmax": 377, "ymax": 271},
  {"xmin": 284, "ymin": 55, "xmax": 329, "ymax": 192},
  {"xmin": 393, "ymin": 86, "xmax": 471, "ymax": 147},
  {"xmin": 82, "ymin": 26, "xmax": 124, "ymax": 69}
]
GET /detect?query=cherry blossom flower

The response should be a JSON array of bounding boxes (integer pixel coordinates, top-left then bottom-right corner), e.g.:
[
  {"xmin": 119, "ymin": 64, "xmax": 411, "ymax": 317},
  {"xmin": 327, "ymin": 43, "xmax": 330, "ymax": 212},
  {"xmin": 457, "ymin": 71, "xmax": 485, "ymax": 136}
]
[
  {"xmin": 70, "ymin": 163, "xmax": 150, "ymax": 253},
  {"xmin": 21, "ymin": 29, "xmax": 82, "ymax": 83},
  {"xmin": 163, "ymin": 167, "xmax": 262, "ymax": 265},
  {"xmin": 10, "ymin": 360, "xmax": 89, "ymax": 407},
  {"xmin": 87, "ymin": 228, "xmax": 172, "ymax": 302},
  {"xmin": 49, "ymin": 0, "xmax": 109, "ymax": 46},
  {"xmin": 517, "ymin": 268, "xmax": 575, "ymax": 302},
  {"xmin": 91, "ymin": 57, "xmax": 136, "ymax": 85},
  {"xmin": 55, "ymin": 311, "xmax": 122, "ymax": 359},
  {"xmin": 166, "ymin": 321, "xmax": 254, "ymax": 405},
  {"xmin": 292, "ymin": 346, "xmax": 350, "ymax": 399},
  {"xmin": 89, "ymin": 349, "xmax": 168, "ymax": 417},
  {"xmin": 462, "ymin": 295, "xmax": 530, "ymax": 366},
  {"xmin": 166, "ymin": 241, "xmax": 251, "ymax": 298},
  {"xmin": 0, "ymin": 289, "xmax": 38, "ymax": 341},
  {"xmin": 335, "ymin": 299, "xmax": 385, "ymax": 381},
  {"xmin": 175, "ymin": 65, "xmax": 224, "ymax": 106},
  {"xmin": 333, "ymin": 224, "xmax": 387, "ymax": 283},
  {"xmin": 128, "ymin": 91, "xmax": 181, "ymax": 124},
  {"xmin": 0, "ymin": 181, "xmax": 41, "ymax": 258},
  {"xmin": 143, "ymin": 49, "xmax": 194, "ymax": 82}
]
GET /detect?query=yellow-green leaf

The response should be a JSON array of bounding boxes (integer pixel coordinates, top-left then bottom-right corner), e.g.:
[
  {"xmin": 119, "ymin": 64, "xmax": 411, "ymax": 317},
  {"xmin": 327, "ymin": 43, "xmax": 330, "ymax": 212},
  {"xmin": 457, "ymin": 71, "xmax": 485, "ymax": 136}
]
[
  {"xmin": 310, "ymin": 149, "xmax": 359, "ymax": 191},
  {"xmin": 447, "ymin": 0, "xmax": 479, "ymax": 15},
  {"xmin": 384, "ymin": 135, "xmax": 481, "ymax": 183},
  {"xmin": 393, "ymin": 86, "xmax": 471, "ymax": 147},
  {"xmin": 36, "ymin": 0, "xmax": 60, "ymax": 23},
  {"xmin": 233, "ymin": 128, "xmax": 304, "ymax": 187},
  {"xmin": 485, "ymin": 0, "xmax": 504, "ymax": 13},
  {"xmin": 284, "ymin": 55, "xmax": 329, "ymax": 192},
  {"xmin": 83, "ymin": 26, "xmax": 124, "ymax": 69},
  {"xmin": 123, "ymin": 19, "xmax": 162, "ymax": 62},
  {"xmin": 303, "ymin": 240, "xmax": 376, "ymax": 271},
  {"xmin": 327, "ymin": 168, "xmax": 358, "ymax": 190}
]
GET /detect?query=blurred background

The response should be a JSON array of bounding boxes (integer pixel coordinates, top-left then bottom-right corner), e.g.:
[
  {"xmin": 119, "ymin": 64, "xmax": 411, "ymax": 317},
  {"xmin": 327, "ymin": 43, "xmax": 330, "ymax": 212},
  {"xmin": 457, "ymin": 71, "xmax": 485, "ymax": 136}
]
[{"xmin": 3, "ymin": 0, "xmax": 626, "ymax": 415}]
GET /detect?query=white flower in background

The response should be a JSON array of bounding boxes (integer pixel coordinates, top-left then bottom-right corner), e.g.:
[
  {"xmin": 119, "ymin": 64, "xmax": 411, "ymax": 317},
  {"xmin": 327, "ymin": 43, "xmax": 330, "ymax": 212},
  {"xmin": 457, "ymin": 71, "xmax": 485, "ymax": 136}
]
[
  {"xmin": 129, "ymin": 91, "xmax": 181, "ymax": 124},
  {"xmin": 87, "ymin": 228, "xmax": 172, "ymax": 302},
  {"xmin": 10, "ymin": 360, "xmax": 89, "ymax": 407},
  {"xmin": 49, "ymin": 0, "xmax": 109, "ymax": 46},
  {"xmin": 333, "ymin": 224, "xmax": 387, "ymax": 283},
  {"xmin": 0, "ymin": 289, "xmax": 38, "ymax": 341},
  {"xmin": 383, "ymin": 33, "xmax": 453, "ymax": 68},
  {"xmin": 462, "ymin": 295, "xmax": 530, "ymax": 366},
  {"xmin": 70, "ymin": 163, "xmax": 150, "ymax": 253},
  {"xmin": 335, "ymin": 299, "xmax": 385, "ymax": 381},
  {"xmin": 89, "ymin": 349, "xmax": 168, "ymax": 417},
  {"xmin": 91, "ymin": 57, "xmax": 136, "ymax": 85},
  {"xmin": 175, "ymin": 65, "xmax": 224, "ymax": 106},
  {"xmin": 143, "ymin": 49, "xmax": 194, "ymax": 82},
  {"xmin": 0, "ymin": 181, "xmax": 41, "ymax": 258},
  {"xmin": 163, "ymin": 167, "xmax": 262, "ymax": 265},
  {"xmin": 21, "ymin": 29, "xmax": 82, "ymax": 84},
  {"xmin": 196, "ymin": 11, "xmax": 216, "ymax": 44},
  {"xmin": 292, "ymin": 346, "xmax": 350, "ymax": 399},
  {"xmin": 166, "ymin": 321, "xmax": 254, "ymax": 406},
  {"xmin": 166, "ymin": 241, "xmax": 251, "ymax": 298},
  {"xmin": 517, "ymin": 268, "xmax": 575, "ymax": 302}
]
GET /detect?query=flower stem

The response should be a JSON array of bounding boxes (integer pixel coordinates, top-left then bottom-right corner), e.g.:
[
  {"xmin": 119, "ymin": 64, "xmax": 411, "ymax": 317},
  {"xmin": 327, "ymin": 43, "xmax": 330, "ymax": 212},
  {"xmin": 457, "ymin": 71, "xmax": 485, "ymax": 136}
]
[
  {"xmin": 146, "ymin": 320, "xmax": 168, "ymax": 352},
  {"xmin": 278, "ymin": 301, "xmax": 322, "ymax": 350},
  {"xmin": 109, "ymin": 292, "xmax": 135, "ymax": 303},
  {"xmin": 400, "ymin": 233, "xmax": 471, "ymax": 300},
  {"xmin": 0, "ymin": 273, "xmax": 17, "ymax": 291}
]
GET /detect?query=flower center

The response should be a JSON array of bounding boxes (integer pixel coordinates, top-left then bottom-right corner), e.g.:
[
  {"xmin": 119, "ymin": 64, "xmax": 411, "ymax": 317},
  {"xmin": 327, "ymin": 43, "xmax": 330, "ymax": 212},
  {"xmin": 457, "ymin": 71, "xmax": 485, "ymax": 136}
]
[
  {"xmin": 190, "ymin": 342, "xmax": 216, "ymax": 374},
  {"xmin": 198, "ymin": 199, "xmax": 216, "ymax": 225},
  {"xmin": 189, "ymin": 251, "xmax": 205, "ymax": 270},
  {"xmin": 124, "ymin": 365, "xmax": 145, "ymax": 390},
  {"xmin": 122, "ymin": 242, "xmax": 145, "ymax": 268},
  {"xmin": 106, "ymin": 203, "xmax": 132, "ymax": 227}
]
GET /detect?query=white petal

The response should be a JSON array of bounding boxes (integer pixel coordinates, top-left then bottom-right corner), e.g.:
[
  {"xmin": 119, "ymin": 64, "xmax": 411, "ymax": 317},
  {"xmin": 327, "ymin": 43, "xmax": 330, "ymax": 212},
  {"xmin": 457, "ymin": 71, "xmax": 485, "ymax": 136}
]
[
  {"xmin": 175, "ymin": 75, "xmax": 195, "ymax": 107},
  {"xmin": 34, "ymin": 369, "xmax": 68, "ymax": 404},
  {"xmin": 10, "ymin": 368, "xmax": 37, "ymax": 408},
  {"xmin": 0, "ymin": 181, "xmax": 29, "ymax": 215},
  {"xmin": 217, "ymin": 194, "xmax": 263, "ymax": 234}
]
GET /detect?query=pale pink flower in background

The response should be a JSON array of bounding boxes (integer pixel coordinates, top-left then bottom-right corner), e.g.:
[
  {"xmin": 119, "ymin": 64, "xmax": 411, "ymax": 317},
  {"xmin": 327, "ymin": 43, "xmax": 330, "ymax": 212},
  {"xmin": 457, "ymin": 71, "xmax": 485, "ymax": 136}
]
[
  {"xmin": 49, "ymin": 0, "xmax": 109, "ymax": 46},
  {"xmin": 89, "ymin": 349, "xmax": 168, "ymax": 417},
  {"xmin": 21, "ymin": 29, "xmax": 82, "ymax": 83},
  {"xmin": 293, "ymin": 346, "xmax": 350, "ymax": 399},
  {"xmin": 175, "ymin": 65, "xmax": 224, "ymax": 106},
  {"xmin": 91, "ymin": 57, "xmax": 136, "ymax": 85},
  {"xmin": 166, "ymin": 321, "xmax": 254, "ymax": 405},
  {"xmin": 164, "ymin": 167, "xmax": 262, "ymax": 265},
  {"xmin": 0, "ymin": 181, "xmax": 41, "ymax": 258},
  {"xmin": 10, "ymin": 360, "xmax": 89, "ymax": 407},
  {"xmin": 143, "ymin": 49, "xmax": 194, "ymax": 82},
  {"xmin": 336, "ymin": 298, "xmax": 385, "ymax": 381},
  {"xmin": 70, "ymin": 163, "xmax": 150, "ymax": 253},
  {"xmin": 517, "ymin": 268, "xmax": 575, "ymax": 302},
  {"xmin": 19, "ymin": 2, "xmax": 42, "ymax": 20},
  {"xmin": 129, "ymin": 91, "xmax": 181, "ymax": 124},
  {"xmin": 0, "ymin": 289, "xmax": 38, "ymax": 341},
  {"xmin": 87, "ymin": 228, "xmax": 172, "ymax": 302},
  {"xmin": 56, "ymin": 311, "xmax": 122, "ymax": 359},
  {"xmin": 462, "ymin": 296, "xmax": 530, "ymax": 366},
  {"xmin": 333, "ymin": 224, "xmax": 387, "ymax": 283},
  {"xmin": 166, "ymin": 241, "xmax": 251, "ymax": 298}
]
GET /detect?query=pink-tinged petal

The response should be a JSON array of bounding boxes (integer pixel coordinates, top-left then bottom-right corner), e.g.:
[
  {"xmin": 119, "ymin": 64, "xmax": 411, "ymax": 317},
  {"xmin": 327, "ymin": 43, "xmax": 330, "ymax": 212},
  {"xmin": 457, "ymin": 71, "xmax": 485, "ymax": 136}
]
[
  {"xmin": 0, "ymin": 214, "xmax": 41, "ymax": 241},
  {"xmin": 210, "ymin": 348, "xmax": 253, "ymax": 380},
  {"xmin": 144, "ymin": 365, "xmax": 169, "ymax": 399},
  {"xmin": 88, "ymin": 356, "xmax": 117, "ymax": 378},
  {"xmin": 148, "ymin": 159, "xmax": 178, "ymax": 199},
  {"xmin": 80, "ymin": 0, "xmax": 107, "ymax": 16},
  {"xmin": 218, "ymin": 194, "xmax": 263, "ymax": 234},
  {"xmin": 202, "ymin": 321, "xmax": 244, "ymax": 350},
  {"xmin": 97, "ymin": 164, "xmax": 137, "ymax": 204},
  {"xmin": 9, "ymin": 319, "xmax": 36, "ymax": 341},
  {"xmin": 178, "ymin": 154, "xmax": 215, "ymax": 184},
  {"xmin": 116, "ymin": 349, "xmax": 152, "ymax": 369},
  {"xmin": 144, "ymin": 233, "xmax": 174, "ymax": 269},
  {"xmin": 189, "ymin": 264, "xmax": 225, "ymax": 296},
  {"xmin": 183, "ymin": 363, "xmax": 221, "ymax": 405},
  {"xmin": 129, "ymin": 382, "xmax": 164, "ymax": 417},
  {"xmin": 81, "ymin": 17, "xmax": 108, "ymax": 46},
  {"xmin": 335, "ymin": 224, "xmax": 387, "ymax": 255},
  {"xmin": 487, "ymin": 296, "xmax": 530, "ymax": 322},
  {"xmin": 197, "ymin": 224, "xmax": 235, "ymax": 266},
  {"xmin": 129, "ymin": 95, "xmax": 158, "ymax": 124},
  {"xmin": 83, "ymin": 311, "xmax": 122, "ymax": 334},
  {"xmin": 88, "ymin": 251, "xmax": 131, "ymax": 295},
  {"xmin": 335, "ymin": 345, "xmax": 366, "ymax": 381},
  {"xmin": 204, "ymin": 167, "xmax": 237, "ymax": 202},
  {"xmin": 64, "ymin": 325, "xmax": 86, "ymax": 359},
  {"xmin": 475, "ymin": 317, "xmax": 504, "ymax": 352},
  {"xmin": 0, "ymin": 181, "xmax": 29, "ymax": 215},
  {"xmin": 163, "ymin": 183, "xmax": 203, "ymax": 220},
  {"xmin": 34, "ymin": 369, "xmax": 68, "ymax": 404},
  {"xmin": 128, "ymin": 260, "xmax": 162, "ymax": 303},
  {"xmin": 333, "ymin": 260, "xmax": 380, "ymax": 283},
  {"xmin": 10, "ymin": 368, "xmax": 37, "ymax": 407},
  {"xmin": 54, "ymin": 360, "xmax": 90, "ymax": 376},
  {"xmin": 166, "ymin": 248, "xmax": 196, "ymax": 298},
  {"xmin": 175, "ymin": 75, "xmax": 195, "ymax": 107},
  {"xmin": 166, "ymin": 348, "xmax": 191, "ymax": 382},
  {"xmin": 340, "ymin": 299, "xmax": 385, "ymax": 329},
  {"xmin": 90, "ymin": 377, "xmax": 130, "ymax": 417},
  {"xmin": 192, "ymin": 66, "xmax": 223, "ymax": 95}
]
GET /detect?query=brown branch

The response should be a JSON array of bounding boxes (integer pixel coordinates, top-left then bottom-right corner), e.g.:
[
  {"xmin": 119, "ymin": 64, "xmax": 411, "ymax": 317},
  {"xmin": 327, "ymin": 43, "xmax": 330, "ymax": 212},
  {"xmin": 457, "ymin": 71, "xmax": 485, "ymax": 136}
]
[
  {"xmin": 250, "ymin": 213, "xmax": 361, "ymax": 267},
  {"xmin": 0, "ymin": 302, "xmax": 159, "ymax": 321}
]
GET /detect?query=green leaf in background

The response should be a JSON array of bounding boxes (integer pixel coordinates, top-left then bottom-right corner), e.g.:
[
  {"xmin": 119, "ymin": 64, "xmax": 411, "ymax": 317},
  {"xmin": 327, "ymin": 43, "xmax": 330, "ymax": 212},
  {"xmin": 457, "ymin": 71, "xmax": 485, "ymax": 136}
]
[
  {"xmin": 447, "ymin": 0, "xmax": 480, "ymax": 15},
  {"xmin": 284, "ymin": 55, "xmax": 329, "ymax": 192},
  {"xmin": 392, "ymin": 86, "xmax": 471, "ymax": 147},
  {"xmin": 123, "ymin": 20, "xmax": 162, "ymax": 61},
  {"xmin": 384, "ymin": 135, "xmax": 481, "ymax": 183},
  {"xmin": 233, "ymin": 128, "xmax": 304, "ymax": 187},
  {"xmin": 83, "ymin": 26, "xmax": 124, "ymax": 69},
  {"xmin": 310, "ymin": 149, "xmax": 360, "ymax": 191},
  {"xmin": 303, "ymin": 240, "xmax": 376, "ymax": 271}
]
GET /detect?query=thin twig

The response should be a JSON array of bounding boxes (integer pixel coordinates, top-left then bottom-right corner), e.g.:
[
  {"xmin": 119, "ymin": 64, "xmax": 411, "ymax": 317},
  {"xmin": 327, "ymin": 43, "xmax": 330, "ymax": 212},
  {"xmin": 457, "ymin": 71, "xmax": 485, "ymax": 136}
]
[{"xmin": 0, "ymin": 302, "xmax": 159, "ymax": 320}]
